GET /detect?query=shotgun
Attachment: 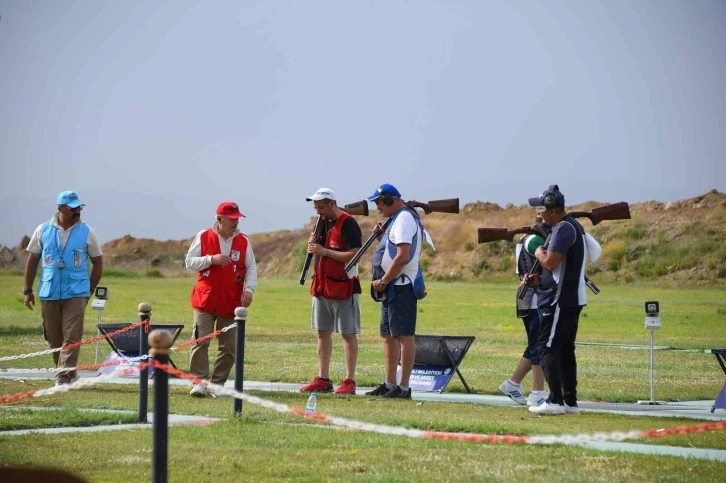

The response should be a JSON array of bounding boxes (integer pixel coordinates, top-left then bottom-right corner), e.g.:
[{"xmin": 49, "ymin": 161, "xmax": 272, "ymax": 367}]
[
  {"xmin": 299, "ymin": 216, "xmax": 323, "ymax": 285},
  {"xmin": 342, "ymin": 200, "xmax": 369, "ymax": 216},
  {"xmin": 478, "ymin": 201, "xmax": 632, "ymax": 244},
  {"xmin": 344, "ymin": 198, "xmax": 459, "ymax": 273},
  {"xmin": 516, "ymin": 201, "xmax": 631, "ymax": 299},
  {"xmin": 299, "ymin": 200, "xmax": 371, "ymax": 285}
]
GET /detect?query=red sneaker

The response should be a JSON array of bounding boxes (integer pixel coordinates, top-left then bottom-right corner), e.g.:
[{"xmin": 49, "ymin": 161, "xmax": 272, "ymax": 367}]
[
  {"xmin": 300, "ymin": 377, "xmax": 333, "ymax": 393},
  {"xmin": 334, "ymin": 379, "xmax": 357, "ymax": 395}
]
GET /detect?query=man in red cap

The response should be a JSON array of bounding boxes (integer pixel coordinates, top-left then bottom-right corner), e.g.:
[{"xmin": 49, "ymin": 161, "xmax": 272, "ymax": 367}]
[{"xmin": 185, "ymin": 201, "xmax": 257, "ymax": 397}]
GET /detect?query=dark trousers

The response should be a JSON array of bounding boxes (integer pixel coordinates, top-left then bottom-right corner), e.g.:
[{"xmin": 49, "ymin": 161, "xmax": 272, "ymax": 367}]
[{"xmin": 537, "ymin": 304, "xmax": 582, "ymax": 406}]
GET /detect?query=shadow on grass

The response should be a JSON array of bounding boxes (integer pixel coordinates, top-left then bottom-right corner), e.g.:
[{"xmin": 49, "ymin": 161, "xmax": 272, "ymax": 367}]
[{"xmin": 0, "ymin": 325, "xmax": 43, "ymax": 336}]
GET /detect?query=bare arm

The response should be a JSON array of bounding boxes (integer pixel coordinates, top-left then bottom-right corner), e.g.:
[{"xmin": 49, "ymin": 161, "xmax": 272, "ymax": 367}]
[
  {"xmin": 89, "ymin": 255, "xmax": 103, "ymax": 293},
  {"xmin": 24, "ymin": 252, "xmax": 40, "ymax": 291},
  {"xmin": 535, "ymin": 247, "xmax": 563, "ymax": 272},
  {"xmin": 23, "ymin": 252, "xmax": 41, "ymax": 310}
]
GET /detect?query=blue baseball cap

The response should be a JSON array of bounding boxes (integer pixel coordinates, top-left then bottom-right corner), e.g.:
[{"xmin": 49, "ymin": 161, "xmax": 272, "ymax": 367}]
[
  {"xmin": 367, "ymin": 183, "xmax": 401, "ymax": 201},
  {"xmin": 57, "ymin": 190, "xmax": 85, "ymax": 208},
  {"xmin": 528, "ymin": 184, "xmax": 565, "ymax": 209}
]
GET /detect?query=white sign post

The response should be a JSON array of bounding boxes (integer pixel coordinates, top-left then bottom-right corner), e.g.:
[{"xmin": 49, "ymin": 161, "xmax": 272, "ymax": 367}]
[
  {"xmin": 92, "ymin": 287, "xmax": 108, "ymax": 364},
  {"xmin": 638, "ymin": 301, "xmax": 665, "ymax": 405}
]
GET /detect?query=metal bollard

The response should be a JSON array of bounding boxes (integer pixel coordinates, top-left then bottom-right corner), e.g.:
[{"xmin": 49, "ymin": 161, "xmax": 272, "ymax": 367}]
[
  {"xmin": 233, "ymin": 307, "xmax": 248, "ymax": 417},
  {"xmin": 138, "ymin": 303, "xmax": 151, "ymax": 423},
  {"xmin": 149, "ymin": 329, "xmax": 172, "ymax": 483}
]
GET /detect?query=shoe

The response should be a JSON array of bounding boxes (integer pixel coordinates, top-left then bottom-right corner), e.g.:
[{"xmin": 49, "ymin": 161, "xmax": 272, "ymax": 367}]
[
  {"xmin": 54, "ymin": 372, "xmax": 80, "ymax": 387},
  {"xmin": 527, "ymin": 391, "xmax": 549, "ymax": 407},
  {"xmin": 190, "ymin": 384, "xmax": 207, "ymax": 397},
  {"xmin": 334, "ymin": 379, "xmax": 356, "ymax": 395},
  {"xmin": 365, "ymin": 383, "xmax": 390, "ymax": 396},
  {"xmin": 300, "ymin": 377, "xmax": 334, "ymax": 393},
  {"xmin": 498, "ymin": 380, "xmax": 527, "ymax": 405},
  {"xmin": 381, "ymin": 385, "xmax": 412, "ymax": 399},
  {"xmin": 528, "ymin": 402, "xmax": 566, "ymax": 415},
  {"xmin": 565, "ymin": 403, "xmax": 580, "ymax": 415}
]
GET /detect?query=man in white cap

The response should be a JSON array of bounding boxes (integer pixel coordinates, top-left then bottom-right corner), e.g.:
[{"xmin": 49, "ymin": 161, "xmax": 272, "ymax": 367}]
[
  {"xmin": 185, "ymin": 201, "xmax": 257, "ymax": 397},
  {"xmin": 23, "ymin": 190, "xmax": 104, "ymax": 386},
  {"xmin": 300, "ymin": 188, "xmax": 363, "ymax": 395}
]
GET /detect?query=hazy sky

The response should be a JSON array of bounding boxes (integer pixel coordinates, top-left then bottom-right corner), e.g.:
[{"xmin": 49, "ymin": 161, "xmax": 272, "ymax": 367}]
[{"xmin": 1, "ymin": 0, "xmax": 724, "ymax": 246}]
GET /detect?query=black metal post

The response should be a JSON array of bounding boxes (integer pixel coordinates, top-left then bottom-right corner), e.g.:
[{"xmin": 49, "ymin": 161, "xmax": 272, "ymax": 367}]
[
  {"xmin": 149, "ymin": 329, "xmax": 172, "ymax": 483},
  {"xmin": 138, "ymin": 303, "xmax": 151, "ymax": 423},
  {"xmin": 233, "ymin": 307, "xmax": 248, "ymax": 417}
]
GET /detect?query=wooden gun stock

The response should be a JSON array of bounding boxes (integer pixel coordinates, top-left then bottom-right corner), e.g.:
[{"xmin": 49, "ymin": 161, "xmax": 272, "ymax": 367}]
[
  {"xmin": 299, "ymin": 216, "xmax": 323, "ymax": 285},
  {"xmin": 477, "ymin": 226, "xmax": 530, "ymax": 244},
  {"xmin": 342, "ymin": 200, "xmax": 370, "ymax": 216},
  {"xmin": 344, "ymin": 197, "xmax": 460, "ymax": 272},
  {"xmin": 407, "ymin": 198, "xmax": 460, "ymax": 214},
  {"xmin": 477, "ymin": 202, "xmax": 632, "ymax": 245},
  {"xmin": 570, "ymin": 201, "xmax": 631, "ymax": 226}
]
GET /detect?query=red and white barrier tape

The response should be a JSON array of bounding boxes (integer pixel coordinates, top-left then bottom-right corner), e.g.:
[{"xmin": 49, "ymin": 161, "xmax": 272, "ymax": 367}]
[
  {"xmin": 0, "ymin": 320, "xmax": 147, "ymax": 362},
  {"xmin": 2, "ymin": 361, "xmax": 724, "ymax": 446},
  {"xmin": 0, "ymin": 321, "xmax": 237, "ymax": 365}
]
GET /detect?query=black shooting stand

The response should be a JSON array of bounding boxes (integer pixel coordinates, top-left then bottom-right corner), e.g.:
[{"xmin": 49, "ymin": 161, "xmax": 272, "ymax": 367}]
[
  {"xmin": 97, "ymin": 323, "xmax": 184, "ymax": 374},
  {"xmin": 408, "ymin": 335, "xmax": 476, "ymax": 393}
]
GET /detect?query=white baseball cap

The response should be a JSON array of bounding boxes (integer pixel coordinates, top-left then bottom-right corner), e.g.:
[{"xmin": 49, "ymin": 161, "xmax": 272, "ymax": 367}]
[{"xmin": 305, "ymin": 187, "xmax": 337, "ymax": 201}]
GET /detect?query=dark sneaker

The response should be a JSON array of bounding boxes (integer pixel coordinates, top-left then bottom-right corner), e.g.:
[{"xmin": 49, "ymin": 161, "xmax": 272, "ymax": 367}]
[
  {"xmin": 364, "ymin": 383, "xmax": 389, "ymax": 396},
  {"xmin": 381, "ymin": 385, "xmax": 412, "ymax": 399},
  {"xmin": 300, "ymin": 377, "xmax": 334, "ymax": 393}
]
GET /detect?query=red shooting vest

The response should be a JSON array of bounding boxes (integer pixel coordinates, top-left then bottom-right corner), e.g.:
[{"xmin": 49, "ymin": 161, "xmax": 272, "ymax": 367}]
[
  {"xmin": 310, "ymin": 212, "xmax": 356, "ymax": 300},
  {"xmin": 190, "ymin": 229, "xmax": 248, "ymax": 318}
]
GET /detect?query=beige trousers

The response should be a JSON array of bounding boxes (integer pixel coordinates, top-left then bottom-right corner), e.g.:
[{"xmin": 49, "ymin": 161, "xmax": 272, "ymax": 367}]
[
  {"xmin": 188, "ymin": 310, "xmax": 237, "ymax": 384},
  {"xmin": 41, "ymin": 297, "xmax": 87, "ymax": 383}
]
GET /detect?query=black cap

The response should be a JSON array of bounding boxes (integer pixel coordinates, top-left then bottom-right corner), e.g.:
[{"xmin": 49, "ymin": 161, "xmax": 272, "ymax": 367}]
[{"xmin": 528, "ymin": 184, "xmax": 565, "ymax": 209}]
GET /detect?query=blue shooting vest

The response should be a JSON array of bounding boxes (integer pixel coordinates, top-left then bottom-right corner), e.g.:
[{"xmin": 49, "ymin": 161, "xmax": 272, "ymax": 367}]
[
  {"xmin": 371, "ymin": 207, "xmax": 426, "ymax": 302},
  {"xmin": 37, "ymin": 221, "xmax": 91, "ymax": 301}
]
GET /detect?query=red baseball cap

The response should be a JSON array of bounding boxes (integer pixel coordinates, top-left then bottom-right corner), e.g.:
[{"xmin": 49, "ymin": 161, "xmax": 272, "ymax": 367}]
[{"xmin": 216, "ymin": 202, "xmax": 245, "ymax": 219}]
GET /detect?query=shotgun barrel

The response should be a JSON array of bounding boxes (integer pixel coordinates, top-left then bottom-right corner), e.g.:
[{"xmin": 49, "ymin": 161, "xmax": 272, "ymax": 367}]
[{"xmin": 299, "ymin": 216, "xmax": 323, "ymax": 285}]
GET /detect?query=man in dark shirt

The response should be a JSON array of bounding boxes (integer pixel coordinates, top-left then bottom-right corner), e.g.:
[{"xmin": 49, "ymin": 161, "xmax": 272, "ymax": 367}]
[
  {"xmin": 300, "ymin": 188, "xmax": 363, "ymax": 395},
  {"xmin": 525, "ymin": 185, "xmax": 587, "ymax": 415}
]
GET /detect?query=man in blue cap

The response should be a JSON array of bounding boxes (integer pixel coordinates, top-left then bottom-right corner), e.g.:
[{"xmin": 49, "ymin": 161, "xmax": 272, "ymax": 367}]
[
  {"xmin": 364, "ymin": 183, "xmax": 425, "ymax": 399},
  {"xmin": 23, "ymin": 190, "xmax": 104, "ymax": 387},
  {"xmin": 524, "ymin": 185, "xmax": 586, "ymax": 415}
]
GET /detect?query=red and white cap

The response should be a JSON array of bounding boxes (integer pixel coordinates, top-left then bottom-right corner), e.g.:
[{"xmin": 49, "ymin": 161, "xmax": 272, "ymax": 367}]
[{"xmin": 216, "ymin": 202, "xmax": 245, "ymax": 219}]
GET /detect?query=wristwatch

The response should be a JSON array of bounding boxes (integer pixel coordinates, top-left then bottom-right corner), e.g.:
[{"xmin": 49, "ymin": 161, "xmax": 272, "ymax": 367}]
[
  {"xmin": 322, "ymin": 248, "xmax": 328, "ymax": 257},
  {"xmin": 23, "ymin": 288, "xmax": 33, "ymax": 295},
  {"xmin": 380, "ymin": 279, "xmax": 388, "ymax": 288}
]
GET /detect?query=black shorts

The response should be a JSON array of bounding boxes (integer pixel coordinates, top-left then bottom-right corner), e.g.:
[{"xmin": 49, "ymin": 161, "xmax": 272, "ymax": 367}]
[{"xmin": 379, "ymin": 284, "xmax": 417, "ymax": 337}]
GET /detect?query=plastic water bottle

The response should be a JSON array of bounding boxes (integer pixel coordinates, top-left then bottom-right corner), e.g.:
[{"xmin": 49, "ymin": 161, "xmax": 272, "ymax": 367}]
[{"xmin": 305, "ymin": 392, "xmax": 318, "ymax": 414}]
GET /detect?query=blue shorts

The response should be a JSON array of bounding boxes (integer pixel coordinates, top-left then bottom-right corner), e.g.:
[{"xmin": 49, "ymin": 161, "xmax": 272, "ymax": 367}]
[
  {"xmin": 380, "ymin": 284, "xmax": 417, "ymax": 337},
  {"xmin": 522, "ymin": 309, "xmax": 541, "ymax": 365}
]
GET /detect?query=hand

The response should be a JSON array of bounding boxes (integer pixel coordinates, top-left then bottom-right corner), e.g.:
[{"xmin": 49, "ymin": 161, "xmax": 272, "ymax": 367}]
[
  {"xmin": 373, "ymin": 222, "xmax": 385, "ymax": 234},
  {"xmin": 522, "ymin": 273, "xmax": 540, "ymax": 287},
  {"xmin": 241, "ymin": 291, "xmax": 253, "ymax": 308},
  {"xmin": 372, "ymin": 279, "xmax": 387, "ymax": 293},
  {"xmin": 24, "ymin": 293, "xmax": 35, "ymax": 311},
  {"xmin": 211, "ymin": 254, "xmax": 232, "ymax": 267},
  {"xmin": 308, "ymin": 231, "xmax": 320, "ymax": 243},
  {"xmin": 307, "ymin": 242, "xmax": 323, "ymax": 256}
]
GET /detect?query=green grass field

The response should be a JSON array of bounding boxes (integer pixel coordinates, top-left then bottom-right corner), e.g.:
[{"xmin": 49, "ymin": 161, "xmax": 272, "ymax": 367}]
[{"xmin": 1, "ymin": 274, "xmax": 725, "ymax": 481}]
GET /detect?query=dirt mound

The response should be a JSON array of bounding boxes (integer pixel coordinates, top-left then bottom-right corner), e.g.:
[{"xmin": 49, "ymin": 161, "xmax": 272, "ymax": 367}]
[{"xmin": 2, "ymin": 190, "xmax": 724, "ymax": 284}]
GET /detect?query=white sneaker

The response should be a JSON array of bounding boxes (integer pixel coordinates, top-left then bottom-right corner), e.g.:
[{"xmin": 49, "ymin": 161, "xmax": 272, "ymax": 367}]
[
  {"xmin": 528, "ymin": 402, "xmax": 566, "ymax": 415},
  {"xmin": 565, "ymin": 403, "xmax": 580, "ymax": 415},
  {"xmin": 527, "ymin": 391, "xmax": 548, "ymax": 407},
  {"xmin": 498, "ymin": 380, "xmax": 527, "ymax": 405},
  {"xmin": 189, "ymin": 384, "xmax": 207, "ymax": 397}
]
